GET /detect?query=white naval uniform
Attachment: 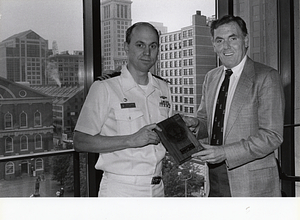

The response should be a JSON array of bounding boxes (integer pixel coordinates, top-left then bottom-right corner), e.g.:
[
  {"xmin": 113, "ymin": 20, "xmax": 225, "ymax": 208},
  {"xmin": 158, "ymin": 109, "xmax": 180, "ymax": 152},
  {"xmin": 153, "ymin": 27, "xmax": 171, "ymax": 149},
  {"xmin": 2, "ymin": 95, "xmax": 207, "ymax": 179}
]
[{"xmin": 75, "ymin": 65, "xmax": 172, "ymax": 197}]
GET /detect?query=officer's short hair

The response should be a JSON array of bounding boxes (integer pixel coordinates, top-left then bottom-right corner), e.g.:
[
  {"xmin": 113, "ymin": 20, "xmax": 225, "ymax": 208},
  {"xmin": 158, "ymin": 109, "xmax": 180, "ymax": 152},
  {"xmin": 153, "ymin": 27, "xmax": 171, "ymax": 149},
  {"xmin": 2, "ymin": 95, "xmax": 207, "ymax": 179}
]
[{"xmin": 125, "ymin": 22, "xmax": 159, "ymax": 44}]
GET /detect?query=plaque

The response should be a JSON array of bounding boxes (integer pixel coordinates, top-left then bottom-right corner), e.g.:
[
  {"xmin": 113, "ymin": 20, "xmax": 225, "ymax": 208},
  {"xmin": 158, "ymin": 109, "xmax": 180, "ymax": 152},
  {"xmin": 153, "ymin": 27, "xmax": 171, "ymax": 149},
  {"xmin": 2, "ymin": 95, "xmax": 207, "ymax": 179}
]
[{"xmin": 155, "ymin": 114, "xmax": 203, "ymax": 165}]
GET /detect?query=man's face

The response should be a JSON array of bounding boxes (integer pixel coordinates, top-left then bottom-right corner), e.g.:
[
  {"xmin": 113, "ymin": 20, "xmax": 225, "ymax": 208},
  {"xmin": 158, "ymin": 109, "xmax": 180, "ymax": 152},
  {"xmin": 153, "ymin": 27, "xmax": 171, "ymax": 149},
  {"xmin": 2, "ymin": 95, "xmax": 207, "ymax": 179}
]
[
  {"xmin": 124, "ymin": 25, "xmax": 159, "ymax": 73},
  {"xmin": 212, "ymin": 22, "xmax": 249, "ymax": 69}
]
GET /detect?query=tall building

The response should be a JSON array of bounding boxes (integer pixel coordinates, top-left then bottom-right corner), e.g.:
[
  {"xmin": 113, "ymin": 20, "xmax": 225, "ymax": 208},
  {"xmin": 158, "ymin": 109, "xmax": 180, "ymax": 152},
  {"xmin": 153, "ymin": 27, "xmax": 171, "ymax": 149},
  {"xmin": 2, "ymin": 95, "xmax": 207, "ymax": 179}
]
[
  {"xmin": 150, "ymin": 22, "xmax": 168, "ymax": 34},
  {"xmin": 159, "ymin": 11, "xmax": 216, "ymax": 117},
  {"xmin": 47, "ymin": 51, "xmax": 84, "ymax": 87},
  {"xmin": 101, "ymin": 0, "xmax": 132, "ymax": 73},
  {"xmin": 0, "ymin": 30, "xmax": 48, "ymax": 86}
]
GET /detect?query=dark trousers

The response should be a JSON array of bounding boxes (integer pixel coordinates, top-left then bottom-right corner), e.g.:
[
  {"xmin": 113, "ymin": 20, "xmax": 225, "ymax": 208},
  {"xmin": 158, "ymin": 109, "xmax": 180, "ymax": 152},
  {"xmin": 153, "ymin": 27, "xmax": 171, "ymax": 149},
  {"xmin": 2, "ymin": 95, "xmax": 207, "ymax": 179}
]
[{"xmin": 208, "ymin": 162, "xmax": 231, "ymax": 197}]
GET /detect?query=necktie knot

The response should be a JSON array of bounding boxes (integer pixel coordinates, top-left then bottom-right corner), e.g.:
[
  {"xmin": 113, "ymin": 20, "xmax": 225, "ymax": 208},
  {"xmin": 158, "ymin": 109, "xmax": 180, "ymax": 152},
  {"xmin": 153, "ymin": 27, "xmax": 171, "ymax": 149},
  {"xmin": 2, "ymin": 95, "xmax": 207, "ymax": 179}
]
[{"xmin": 225, "ymin": 69, "xmax": 233, "ymax": 77}]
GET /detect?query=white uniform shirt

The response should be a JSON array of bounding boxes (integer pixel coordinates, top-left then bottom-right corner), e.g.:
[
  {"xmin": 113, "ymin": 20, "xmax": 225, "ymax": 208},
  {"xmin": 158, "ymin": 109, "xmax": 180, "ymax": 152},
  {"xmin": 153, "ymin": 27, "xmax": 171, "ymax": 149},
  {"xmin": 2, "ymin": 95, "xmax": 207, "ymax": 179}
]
[{"xmin": 75, "ymin": 66, "xmax": 172, "ymax": 176}]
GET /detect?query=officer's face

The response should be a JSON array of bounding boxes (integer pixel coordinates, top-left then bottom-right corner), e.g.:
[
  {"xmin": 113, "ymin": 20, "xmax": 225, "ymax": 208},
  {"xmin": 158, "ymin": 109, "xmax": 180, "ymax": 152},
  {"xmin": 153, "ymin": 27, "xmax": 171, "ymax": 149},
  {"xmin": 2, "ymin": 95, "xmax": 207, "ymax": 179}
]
[
  {"xmin": 124, "ymin": 25, "xmax": 159, "ymax": 73},
  {"xmin": 212, "ymin": 22, "xmax": 249, "ymax": 69}
]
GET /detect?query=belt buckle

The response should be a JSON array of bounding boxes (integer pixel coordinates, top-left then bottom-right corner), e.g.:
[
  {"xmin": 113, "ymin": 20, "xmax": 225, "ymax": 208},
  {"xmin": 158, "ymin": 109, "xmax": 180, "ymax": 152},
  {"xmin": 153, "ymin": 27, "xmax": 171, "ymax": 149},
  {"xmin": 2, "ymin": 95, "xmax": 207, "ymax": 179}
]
[{"xmin": 151, "ymin": 176, "xmax": 162, "ymax": 185}]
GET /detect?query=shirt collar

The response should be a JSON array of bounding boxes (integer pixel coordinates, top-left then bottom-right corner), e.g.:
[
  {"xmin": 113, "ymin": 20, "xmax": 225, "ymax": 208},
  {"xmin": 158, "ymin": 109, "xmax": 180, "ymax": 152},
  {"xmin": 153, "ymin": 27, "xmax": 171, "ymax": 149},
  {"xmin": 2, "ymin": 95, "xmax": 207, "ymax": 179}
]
[
  {"xmin": 120, "ymin": 65, "xmax": 158, "ymax": 92},
  {"xmin": 224, "ymin": 55, "xmax": 247, "ymax": 78}
]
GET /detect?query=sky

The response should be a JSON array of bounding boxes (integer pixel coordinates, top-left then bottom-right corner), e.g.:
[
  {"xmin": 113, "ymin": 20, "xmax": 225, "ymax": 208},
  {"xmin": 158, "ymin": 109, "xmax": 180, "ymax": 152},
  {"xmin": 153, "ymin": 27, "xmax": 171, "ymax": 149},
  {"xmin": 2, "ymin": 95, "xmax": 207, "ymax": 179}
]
[{"xmin": 0, "ymin": 0, "xmax": 215, "ymax": 52}]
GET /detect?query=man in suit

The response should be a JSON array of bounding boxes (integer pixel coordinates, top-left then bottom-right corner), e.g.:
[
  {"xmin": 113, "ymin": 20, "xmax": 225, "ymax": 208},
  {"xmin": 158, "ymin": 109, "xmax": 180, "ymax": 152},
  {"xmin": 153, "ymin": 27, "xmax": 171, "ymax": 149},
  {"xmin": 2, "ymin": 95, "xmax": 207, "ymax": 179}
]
[{"xmin": 184, "ymin": 15, "xmax": 285, "ymax": 197}]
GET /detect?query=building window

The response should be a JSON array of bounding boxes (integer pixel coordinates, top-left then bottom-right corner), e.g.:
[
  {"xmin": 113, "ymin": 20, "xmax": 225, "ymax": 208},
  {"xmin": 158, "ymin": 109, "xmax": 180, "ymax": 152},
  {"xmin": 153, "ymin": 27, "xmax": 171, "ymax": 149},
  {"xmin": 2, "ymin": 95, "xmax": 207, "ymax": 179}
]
[
  {"xmin": 35, "ymin": 158, "xmax": 43, "ymax": 170},
  {"xmin": 5, "ymin": 162, "xmax": 14, "ymax": 175},
  {"xmin": 35, "ymin": 134, "xmax": 43, "ymax": 149},
  {"xmin": 190, "ymin": 107, "xmax": 194, "ymax": 113},
  {"xmin": 183, "ymin": 50, "xmax": 187, "ymax": 57},
  {"xmin": 184, "ymin": 97, "xmax": 188, "ymax": 104},
  {"xmin": 5, "ymin": 137, "xmax": 13, "ymax": 152},
  {"xmin": 20, "ymin": 112, "xmax": 27, "ymax": 128},
  {"xmin": 5, "ymin": 112, "xmax": 13, "ymax": 129},
  {"xmin": 189, "ymin": 97, "xmax": 194, "ymax": 104},
  {"xmin": 189, "ymin": 88, "xmax": 194, "ymax": 94},
  {"xmin": 183, "ymin": 60, "xmax": 187, "ymax": 66},
  {"xmin": 20, "ymin": 135, "xmax": 28, "ymax": 151},
  {"xmin": 34, "ymin": 111, "xmax": 42, "ymax": 127}
]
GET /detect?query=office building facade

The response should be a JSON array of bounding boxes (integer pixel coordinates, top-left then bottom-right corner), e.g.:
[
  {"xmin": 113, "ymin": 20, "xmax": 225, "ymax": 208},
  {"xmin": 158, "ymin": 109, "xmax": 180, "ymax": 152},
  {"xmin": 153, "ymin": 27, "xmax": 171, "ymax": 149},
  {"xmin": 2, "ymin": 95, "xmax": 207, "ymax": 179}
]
[
  {"xmin": 0, "ymin": 30, "xmax": 48, "ymax": 86},
  {"xmin": 101, "ymin": 0, "xmax": 132, "ymax": 73},
  {"xmin": 159, "ymin": 11, "xmax": 216, "ymax": 117}
]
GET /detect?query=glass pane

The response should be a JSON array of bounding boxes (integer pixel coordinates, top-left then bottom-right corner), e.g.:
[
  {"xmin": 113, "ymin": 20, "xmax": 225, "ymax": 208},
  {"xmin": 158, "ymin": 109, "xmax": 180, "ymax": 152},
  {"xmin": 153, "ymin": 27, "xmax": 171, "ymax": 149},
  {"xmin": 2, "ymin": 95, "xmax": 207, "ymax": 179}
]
[
  {"xmin": 99, "ymin": 0, "xmax": 215, "ymax": 196},
  {"xmin": 295, "ymin": 1, "xmax": 300, "ymax": 197},
  {"xmin": 0, "ymin": 0, "xmax": 85, "ymax": 197},
  {"xmin": 234, "ymin": 0, "xmax": 300, "ymax": 197},
  {"xmin": 0, "ymin": 154, "xmax": 87, "ymax": 197}
]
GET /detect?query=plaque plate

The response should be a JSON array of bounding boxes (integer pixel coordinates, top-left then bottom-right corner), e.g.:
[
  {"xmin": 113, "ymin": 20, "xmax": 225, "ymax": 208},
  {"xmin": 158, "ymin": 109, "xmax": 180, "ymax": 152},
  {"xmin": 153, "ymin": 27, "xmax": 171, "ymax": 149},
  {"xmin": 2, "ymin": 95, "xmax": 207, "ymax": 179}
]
[{"xmin": 155, "ymin": 114, "xmax": 203, "ymax": 164}]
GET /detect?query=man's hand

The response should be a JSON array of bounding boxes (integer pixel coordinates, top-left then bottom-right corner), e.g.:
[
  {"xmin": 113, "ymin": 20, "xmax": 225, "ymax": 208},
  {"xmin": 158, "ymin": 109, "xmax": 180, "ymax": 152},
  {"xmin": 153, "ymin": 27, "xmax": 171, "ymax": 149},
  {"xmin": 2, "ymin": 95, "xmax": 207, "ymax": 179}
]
[
  {"xmin": 192, "ymin": 142, "xmax": 226, "ymax": 164},
  {"xmin": 129, "ymin": 124, "xmax": 162, "ymax": 148},
  {"xmin": 181, "ymin": 115, "xmax": 199, "ymax": 133}
]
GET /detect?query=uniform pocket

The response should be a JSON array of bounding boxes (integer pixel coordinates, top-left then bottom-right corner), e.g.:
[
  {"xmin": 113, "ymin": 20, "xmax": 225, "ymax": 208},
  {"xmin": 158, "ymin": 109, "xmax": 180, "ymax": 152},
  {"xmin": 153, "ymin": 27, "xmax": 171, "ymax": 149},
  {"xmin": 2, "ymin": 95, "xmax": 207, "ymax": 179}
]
[{"xmin": 114, "ymin": 109, "xmax": 144, "ymax": 134}]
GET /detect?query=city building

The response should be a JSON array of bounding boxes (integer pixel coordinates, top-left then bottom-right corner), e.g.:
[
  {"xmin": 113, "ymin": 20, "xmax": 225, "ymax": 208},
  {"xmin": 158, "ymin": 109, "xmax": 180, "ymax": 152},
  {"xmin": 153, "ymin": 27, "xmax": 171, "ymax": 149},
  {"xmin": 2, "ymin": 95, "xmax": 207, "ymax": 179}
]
[
  {"xmin": 47, "ymin": 51, "xmax": 84, "ymax": 87},
  {"xmin": 159, "ymin": 11, "xmax": 216, "ymax": 117},
  {"xmin": 101, "ymin": 0, "xmax": 132, "ymax": 73},
  {"xmin": 0, "ymin": 30, "xmax": 48, "ymax": 86},
  {"xmin": 150, "ymin": 21, "xmax": 168, "ymax": 34},
  {"xmin": 31, "ymin": 85, "xmax": 84, "ymax": 147},
  {"xmin": 0, "ymin": 77, "xmax": 54, "ymax": 180}
]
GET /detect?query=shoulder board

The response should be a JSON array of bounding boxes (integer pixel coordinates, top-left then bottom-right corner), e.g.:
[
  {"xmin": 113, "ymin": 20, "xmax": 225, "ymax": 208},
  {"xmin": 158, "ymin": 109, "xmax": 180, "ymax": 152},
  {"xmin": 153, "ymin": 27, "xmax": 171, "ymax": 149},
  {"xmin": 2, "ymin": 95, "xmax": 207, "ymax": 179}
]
[
  {"xmin": 152, "ymin": 74, "xmax": 170, "ymax": 84},
  {"xmin": 95, "ymin": 72, "xmax": 121, "ymax": 81}
]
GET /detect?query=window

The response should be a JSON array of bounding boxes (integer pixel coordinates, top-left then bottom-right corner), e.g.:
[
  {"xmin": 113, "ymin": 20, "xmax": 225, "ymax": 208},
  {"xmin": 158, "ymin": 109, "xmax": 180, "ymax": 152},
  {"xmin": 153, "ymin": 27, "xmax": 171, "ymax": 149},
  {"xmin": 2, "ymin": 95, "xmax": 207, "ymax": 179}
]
[
  {"xmin": 5, "ymin": 112, "xmax": 13, "ymax": 129},
  {"xmin": 35, "ymin": 158, "xmax": 43, "ymax": 170},
  {"xmin": 20, "ymin": 112, "xmax": 27, "ymax": 128},
  {"xmin": 5, "ymin": 162, "xmax": 14, "ymax": 175},
  {"xmin": 190, "ymin": 107, "xmax": 194, "ymax": 113},
  {"xmin": 34, "ymin": 111, "xmax": 42, "ymax": 127},
  {"xmin": 35, "ymin": 134, "xmax": 43, "ymax": 149},
  {"xmin": 20, "ymin": 135, "xmax": 28, "ymax": 151},
  {"xmin": 5, "ymin": 137, "xmax": 13, "ymax": 152}
]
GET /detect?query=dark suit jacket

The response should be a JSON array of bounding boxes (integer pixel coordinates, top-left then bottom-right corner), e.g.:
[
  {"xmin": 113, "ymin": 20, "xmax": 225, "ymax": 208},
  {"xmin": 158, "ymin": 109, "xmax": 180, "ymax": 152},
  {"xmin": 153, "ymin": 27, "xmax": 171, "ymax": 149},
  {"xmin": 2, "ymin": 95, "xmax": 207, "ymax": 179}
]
[{"xmin": 197, "ymin": 57, "xmax": 285, "ymax": 196}]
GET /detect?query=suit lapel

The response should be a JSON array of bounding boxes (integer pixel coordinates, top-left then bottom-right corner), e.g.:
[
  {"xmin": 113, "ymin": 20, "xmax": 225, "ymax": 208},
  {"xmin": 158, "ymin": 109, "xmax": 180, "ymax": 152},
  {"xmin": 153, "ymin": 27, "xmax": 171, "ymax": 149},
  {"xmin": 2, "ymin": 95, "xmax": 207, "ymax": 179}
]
[
  {"xmin": 225, "ymin": 58, "xmax": 255, "ymax": 139},
  {"xmin": 207, "ymin": 67, "xmax": 224, "ymax": 136}
]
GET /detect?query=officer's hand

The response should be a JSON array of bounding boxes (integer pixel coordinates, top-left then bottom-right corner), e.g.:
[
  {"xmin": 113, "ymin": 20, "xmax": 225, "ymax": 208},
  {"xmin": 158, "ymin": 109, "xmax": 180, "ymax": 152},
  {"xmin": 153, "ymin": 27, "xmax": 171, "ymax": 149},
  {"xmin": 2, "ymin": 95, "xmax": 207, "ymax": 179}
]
[{"xmin": 130, "ymin": 124, "xmax": 162, "ymax": 148}]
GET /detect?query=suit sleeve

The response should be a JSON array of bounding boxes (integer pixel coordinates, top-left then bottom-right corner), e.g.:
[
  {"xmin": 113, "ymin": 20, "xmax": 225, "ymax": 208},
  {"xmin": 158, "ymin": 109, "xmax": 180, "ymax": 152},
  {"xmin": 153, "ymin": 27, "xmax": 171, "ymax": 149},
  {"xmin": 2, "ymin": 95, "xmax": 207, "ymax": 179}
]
[
  {"xmin": 225, "ymin": 68, "xmax": 285, "ymax": 169},
  {"xmin": 195, "ymin": 73, "xmax": 209, "ymax": 140}
]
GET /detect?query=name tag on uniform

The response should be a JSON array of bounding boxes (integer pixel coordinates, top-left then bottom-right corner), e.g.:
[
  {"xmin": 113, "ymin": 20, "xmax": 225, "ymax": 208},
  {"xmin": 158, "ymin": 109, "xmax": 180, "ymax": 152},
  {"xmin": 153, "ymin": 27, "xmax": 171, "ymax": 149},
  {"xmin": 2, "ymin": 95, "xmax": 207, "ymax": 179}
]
[{"xmin": 120, "ymin": 103, "xmax": 136, "ymax": 109}]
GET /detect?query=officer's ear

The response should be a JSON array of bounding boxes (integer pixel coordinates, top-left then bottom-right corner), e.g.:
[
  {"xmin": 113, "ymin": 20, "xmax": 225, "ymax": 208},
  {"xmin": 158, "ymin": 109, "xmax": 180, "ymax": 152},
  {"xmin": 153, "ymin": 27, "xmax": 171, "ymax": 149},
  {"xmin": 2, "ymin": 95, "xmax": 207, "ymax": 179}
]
[{"xmin": 124, "ymin": 42, "xmax": 129, "ymax": 54}]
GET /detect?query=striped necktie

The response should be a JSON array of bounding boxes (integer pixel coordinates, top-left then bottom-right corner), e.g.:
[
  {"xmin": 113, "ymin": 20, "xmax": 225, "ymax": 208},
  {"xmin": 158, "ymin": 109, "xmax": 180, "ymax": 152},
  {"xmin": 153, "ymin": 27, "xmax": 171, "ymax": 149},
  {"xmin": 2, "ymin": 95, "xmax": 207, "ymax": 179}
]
[{"xmin": 211, "ymin": 69, "xmax": 233, "ymax": 145}]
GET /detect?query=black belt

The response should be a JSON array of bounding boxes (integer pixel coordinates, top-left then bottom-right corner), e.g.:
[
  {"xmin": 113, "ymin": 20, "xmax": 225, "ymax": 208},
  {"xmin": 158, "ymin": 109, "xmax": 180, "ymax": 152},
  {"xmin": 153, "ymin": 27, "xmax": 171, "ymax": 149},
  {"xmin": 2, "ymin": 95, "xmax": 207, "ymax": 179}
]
[{"xmin": 151, "ymin": 176, "xmax": 162, "ymax": 185}]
